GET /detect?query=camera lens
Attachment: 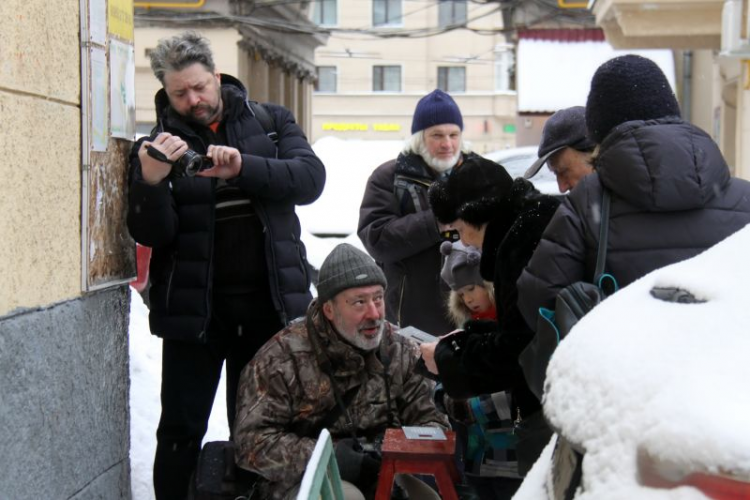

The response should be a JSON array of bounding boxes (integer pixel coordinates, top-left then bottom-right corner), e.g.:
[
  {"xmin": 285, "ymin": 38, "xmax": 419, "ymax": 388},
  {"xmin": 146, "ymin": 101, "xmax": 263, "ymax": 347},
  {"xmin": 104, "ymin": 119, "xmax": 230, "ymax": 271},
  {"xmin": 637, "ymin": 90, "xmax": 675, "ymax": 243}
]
[
  {"xmin": 182, "ymin": 151, "xmax": 205, "ymax": 177},
  {"xmin": 171, "ymin": 150, "xmax": 201, "ymax": 177}
]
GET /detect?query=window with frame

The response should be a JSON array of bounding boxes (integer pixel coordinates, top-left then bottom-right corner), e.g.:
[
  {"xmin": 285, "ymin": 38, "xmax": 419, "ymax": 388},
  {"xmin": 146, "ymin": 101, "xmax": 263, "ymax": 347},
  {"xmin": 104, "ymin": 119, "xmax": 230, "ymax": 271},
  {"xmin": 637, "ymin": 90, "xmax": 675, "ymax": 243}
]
[
  {"xmin": 438, "ymin": 0, "xmax": 467, "ymax": 27},
  {"xmin": 438, "ymin": 66, "xmax": 466, "ymax": 93},
  {"xmin": 315, "ymin": 66, "xmax": 337, "ymax": 92},
  {"xmin": 373, "ymin": 65, "xmax": 402, "ymax": 92},
  {"xmin": 495, "ymin": 50, "xmax": 514, "ymax": 91},
  {"xmin": 373, "ymin": 0, "xmax": 402, "ymax": 26},
  {"xmin": 312, "ymin": 0, "xmax": 337, "ymax": 26}
]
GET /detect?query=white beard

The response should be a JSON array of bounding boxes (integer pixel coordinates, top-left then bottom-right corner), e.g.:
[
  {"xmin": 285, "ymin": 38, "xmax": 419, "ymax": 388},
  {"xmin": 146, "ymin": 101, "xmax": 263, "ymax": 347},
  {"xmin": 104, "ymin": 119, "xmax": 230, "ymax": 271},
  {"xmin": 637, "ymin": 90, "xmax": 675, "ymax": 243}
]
[
  {"xmin": 343, "ymin": 321, "xmax": 385, "ymax": 351},
  {"xmin": 421, "ymin": 147, "xmax": 461, "ymax": 174}
]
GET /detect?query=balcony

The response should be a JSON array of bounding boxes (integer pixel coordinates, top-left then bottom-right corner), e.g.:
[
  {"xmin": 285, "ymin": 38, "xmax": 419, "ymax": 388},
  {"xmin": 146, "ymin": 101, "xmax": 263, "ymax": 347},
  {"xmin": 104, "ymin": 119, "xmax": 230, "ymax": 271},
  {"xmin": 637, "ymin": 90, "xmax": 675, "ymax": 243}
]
[{"xmin": 591, "ymin": 0, "xmax": 723, "ymax": 49}]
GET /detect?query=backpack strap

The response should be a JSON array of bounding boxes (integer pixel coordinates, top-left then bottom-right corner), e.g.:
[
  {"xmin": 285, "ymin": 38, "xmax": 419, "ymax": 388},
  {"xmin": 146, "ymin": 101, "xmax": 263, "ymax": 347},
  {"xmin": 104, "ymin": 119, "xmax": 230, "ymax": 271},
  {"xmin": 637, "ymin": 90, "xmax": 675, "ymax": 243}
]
[
  {"xmin": 593, "ymin": 189, "xmax": 610, "ymax": 281},
  {"xmin": 393, "ymin": 174, "xmax": 431, "ymax": 213},
  {"xmin": 594, "ymin": 189, "xmax": 618, "ymax": 295},
  {"xmin": 246, "ymin": 100, "xmax": 279, "ymax": 145}
]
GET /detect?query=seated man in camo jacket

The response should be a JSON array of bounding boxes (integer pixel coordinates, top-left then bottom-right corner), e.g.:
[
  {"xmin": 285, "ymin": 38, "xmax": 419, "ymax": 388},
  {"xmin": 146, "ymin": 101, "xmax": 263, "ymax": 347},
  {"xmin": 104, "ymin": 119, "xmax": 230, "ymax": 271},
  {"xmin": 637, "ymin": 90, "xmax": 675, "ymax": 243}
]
[{"xmin": 234, "ymin": 243, "xmax": 450, "ymax": 500}]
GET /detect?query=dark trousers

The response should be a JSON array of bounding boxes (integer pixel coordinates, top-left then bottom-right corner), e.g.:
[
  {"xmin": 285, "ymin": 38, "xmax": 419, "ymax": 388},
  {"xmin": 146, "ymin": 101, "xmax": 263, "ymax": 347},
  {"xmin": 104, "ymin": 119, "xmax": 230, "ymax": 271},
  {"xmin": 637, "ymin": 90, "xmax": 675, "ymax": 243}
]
[{"xmin": 153, "ymin": 293, "xmax": 282, "ymax": 500}]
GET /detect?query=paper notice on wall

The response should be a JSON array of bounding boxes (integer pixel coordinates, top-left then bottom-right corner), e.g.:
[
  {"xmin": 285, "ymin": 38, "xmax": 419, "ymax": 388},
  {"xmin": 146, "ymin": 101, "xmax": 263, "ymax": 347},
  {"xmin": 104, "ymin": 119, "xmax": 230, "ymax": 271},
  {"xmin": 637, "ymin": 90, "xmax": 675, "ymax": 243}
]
[
  {"xmin": 110, "ymin": 40, "xmax": 135, "ymax": 140},
  {"xmin": 89, "ymin": 0, "xmax": 107, "ymax": 45},
  {"xmin": 91, "ymin": 47, "xmax": 109, "ymax": 152}
]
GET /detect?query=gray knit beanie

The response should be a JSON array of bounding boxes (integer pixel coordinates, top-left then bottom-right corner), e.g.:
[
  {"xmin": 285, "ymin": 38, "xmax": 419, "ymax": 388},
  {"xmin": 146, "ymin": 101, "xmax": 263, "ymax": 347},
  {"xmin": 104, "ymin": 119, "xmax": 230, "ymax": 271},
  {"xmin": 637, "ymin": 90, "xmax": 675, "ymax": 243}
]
[
  {"xmin": 440, "ymin": 241, "xmax": 483, "ymax": 291},
  {"xmin": 317, "ymin": 244, "xmax": 387, "ymax": 302}
]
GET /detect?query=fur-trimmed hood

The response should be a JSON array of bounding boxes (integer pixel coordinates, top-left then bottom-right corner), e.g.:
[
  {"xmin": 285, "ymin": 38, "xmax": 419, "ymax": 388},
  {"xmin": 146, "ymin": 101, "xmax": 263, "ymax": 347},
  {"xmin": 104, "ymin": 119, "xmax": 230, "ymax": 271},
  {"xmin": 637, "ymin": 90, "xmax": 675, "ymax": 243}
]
[{"xmin": 445, "ymin": 282, "xmax": 495, "ymax": 327}]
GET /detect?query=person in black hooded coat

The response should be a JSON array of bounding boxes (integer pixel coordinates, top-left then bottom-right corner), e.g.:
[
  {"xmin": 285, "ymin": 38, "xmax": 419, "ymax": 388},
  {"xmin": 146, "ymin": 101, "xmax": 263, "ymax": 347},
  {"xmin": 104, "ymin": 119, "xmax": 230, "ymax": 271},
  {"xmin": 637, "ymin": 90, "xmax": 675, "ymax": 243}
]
[
  {"xmin": 517, "ymin": 55, "xmax": 750, "ymax": 334},
  {"xmin": 419, "ymin": 155, "xmax": 561, "ymax": 477}
]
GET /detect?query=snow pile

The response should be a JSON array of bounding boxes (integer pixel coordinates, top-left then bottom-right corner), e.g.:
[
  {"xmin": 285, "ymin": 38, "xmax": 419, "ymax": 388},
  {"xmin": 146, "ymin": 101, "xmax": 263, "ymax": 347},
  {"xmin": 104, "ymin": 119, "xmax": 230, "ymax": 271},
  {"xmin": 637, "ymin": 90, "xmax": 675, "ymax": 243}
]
[
  {"xmin": 515, "ymin": 225, "xmax": 750, "ymax": 499},
  {"xmin": 297, "ymin": 136, "xmax": 405, "ymax": 236}
]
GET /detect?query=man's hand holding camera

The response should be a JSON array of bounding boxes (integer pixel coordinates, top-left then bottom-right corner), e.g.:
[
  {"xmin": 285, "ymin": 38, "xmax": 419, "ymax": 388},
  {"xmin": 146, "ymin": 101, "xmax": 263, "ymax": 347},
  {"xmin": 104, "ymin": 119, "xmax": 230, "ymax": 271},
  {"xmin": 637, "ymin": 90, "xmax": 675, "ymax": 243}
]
[
  {"xmin": 197, "ymin": 144, "xmax": 242, "ymax": 180},
  {"xmin": 139, "ymin": 132, "xmax": 243, "ymax": 183},
  {"xmin": 139, "ymin": 132, "xmax": 188, "ymax": 185}
]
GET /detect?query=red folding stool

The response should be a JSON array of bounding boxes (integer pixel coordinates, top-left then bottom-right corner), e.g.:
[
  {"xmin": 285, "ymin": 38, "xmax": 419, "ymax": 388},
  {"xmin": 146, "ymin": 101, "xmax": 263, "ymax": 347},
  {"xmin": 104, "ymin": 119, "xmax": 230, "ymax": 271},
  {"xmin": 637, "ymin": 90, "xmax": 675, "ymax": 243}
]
[{"xmin": 375, "ymin": 428, "xmax": 460, "ymax": 500}]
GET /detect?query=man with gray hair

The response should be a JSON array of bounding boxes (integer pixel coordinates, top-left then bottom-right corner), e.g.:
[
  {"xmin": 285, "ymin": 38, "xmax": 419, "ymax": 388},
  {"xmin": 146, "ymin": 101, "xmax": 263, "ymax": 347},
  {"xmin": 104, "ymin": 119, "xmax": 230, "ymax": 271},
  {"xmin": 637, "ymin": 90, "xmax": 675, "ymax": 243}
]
[
  {"xmin": 358, "ymin": 89, "xmax": 480, "ymax": 336},
  {"xmin": 126, "ymin": 30, "xmax": 324, "ymax": 499},
  {"xmin": 522, "ymin": 106, "xmax": 595, "ymax": 193},
  {"xmin": 234, "ymin": 243, "xmax": 449, "ymax": 499}
]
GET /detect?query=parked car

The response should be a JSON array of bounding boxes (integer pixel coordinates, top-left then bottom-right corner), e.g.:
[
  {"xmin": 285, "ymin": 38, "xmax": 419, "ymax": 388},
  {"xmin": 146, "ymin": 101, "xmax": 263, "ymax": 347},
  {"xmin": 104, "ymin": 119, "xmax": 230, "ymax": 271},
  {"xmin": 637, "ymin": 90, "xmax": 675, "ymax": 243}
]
[
  {"xmin": 514, "ymin": 225, "xmax": 750, "ymax": 500},
  {"xmin": 482, "ymin": 146, "xmax": 558, "ymax": 194}
]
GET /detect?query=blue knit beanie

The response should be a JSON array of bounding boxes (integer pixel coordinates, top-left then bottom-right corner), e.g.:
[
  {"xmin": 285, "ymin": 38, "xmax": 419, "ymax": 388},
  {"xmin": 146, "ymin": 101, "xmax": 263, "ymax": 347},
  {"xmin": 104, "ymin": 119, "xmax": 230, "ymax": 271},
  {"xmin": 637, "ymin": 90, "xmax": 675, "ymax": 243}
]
[{"xmin": 411, "ymin": 89, "xmax": 464, "ymax": 134}]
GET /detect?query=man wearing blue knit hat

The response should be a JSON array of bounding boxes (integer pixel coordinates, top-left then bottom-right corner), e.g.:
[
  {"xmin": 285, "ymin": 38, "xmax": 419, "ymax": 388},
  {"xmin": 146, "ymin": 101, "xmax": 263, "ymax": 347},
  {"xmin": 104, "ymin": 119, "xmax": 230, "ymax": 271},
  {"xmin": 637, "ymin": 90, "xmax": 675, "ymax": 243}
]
[{"xmin": 358, "ymin": 89, "xmax": 483, "ymax": 336}]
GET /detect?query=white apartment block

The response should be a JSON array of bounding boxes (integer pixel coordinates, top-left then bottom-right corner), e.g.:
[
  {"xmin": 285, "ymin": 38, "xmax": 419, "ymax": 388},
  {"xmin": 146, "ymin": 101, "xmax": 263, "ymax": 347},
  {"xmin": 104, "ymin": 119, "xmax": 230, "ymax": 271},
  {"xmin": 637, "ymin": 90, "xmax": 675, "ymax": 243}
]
[{"xmin": 311, "ymin": 0, "xmax": 518, "ymax": 153}]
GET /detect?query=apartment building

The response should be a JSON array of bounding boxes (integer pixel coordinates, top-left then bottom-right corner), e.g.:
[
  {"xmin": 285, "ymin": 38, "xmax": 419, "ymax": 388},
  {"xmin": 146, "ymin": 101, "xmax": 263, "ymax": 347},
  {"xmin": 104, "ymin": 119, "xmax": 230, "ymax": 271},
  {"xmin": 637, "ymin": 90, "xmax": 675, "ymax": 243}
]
[{"xmin": 311, "ymin": 0, "xmax": 517, "ymax": 153}]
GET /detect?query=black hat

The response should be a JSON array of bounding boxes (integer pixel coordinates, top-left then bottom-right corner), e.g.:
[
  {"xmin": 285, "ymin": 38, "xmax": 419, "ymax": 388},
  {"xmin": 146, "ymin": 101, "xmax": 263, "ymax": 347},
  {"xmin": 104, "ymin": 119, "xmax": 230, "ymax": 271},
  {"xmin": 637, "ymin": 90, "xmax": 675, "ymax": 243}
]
[
  {"xmin": 429, "ymin": 155, "xmax": 514, "ymax": 225},
  {"xmin": 411, "ymin": 89, "xmax": 464, "ymax": 134},
  {"xmin": 586, "ymin": 54, "xmax": 681, "ymax": 144},
  {"xmin": 524, "ymin": 106, "xmax": 596, "ymax": 179},
  {"xmin": 317, "ymin": 244, "xmax": 387, "ymax": 302}
]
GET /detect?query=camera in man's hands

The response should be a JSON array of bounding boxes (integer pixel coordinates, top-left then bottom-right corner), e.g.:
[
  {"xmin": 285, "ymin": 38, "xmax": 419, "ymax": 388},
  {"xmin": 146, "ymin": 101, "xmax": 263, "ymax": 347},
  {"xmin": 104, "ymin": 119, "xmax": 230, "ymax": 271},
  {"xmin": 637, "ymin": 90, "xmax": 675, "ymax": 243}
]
[
  {"xmin": 172, "ymin": 149, "xmax": 212, "ymax": 177},
  {"xmin": 146, "ymin": 145, "xmax": 212, "ymax": 178}
]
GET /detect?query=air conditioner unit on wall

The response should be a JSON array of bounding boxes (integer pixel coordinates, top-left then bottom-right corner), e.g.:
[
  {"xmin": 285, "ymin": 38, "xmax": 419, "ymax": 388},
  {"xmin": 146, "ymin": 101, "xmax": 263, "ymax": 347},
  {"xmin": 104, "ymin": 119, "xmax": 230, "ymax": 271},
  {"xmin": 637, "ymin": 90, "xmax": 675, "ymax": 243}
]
[{"xmin": 721, "ymin": 0, "xmax": 750, "ymax": 57}]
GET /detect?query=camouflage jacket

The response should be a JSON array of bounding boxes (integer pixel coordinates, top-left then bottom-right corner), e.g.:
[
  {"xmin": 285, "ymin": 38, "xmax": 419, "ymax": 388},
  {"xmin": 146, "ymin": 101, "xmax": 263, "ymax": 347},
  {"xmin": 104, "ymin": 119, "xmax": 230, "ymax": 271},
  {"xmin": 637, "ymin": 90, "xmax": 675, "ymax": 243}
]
[{"xmin": 234, "ymin": 301, "xmax": 449, "ymax": 499}]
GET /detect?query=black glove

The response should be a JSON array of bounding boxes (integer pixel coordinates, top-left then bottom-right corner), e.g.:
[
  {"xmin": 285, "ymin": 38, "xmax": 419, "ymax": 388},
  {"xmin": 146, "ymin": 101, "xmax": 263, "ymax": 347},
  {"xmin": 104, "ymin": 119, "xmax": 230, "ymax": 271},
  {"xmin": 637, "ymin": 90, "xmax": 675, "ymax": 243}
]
[{"xmin": 334, "ymin": 438, "xmax": 381, "ymax": 490}]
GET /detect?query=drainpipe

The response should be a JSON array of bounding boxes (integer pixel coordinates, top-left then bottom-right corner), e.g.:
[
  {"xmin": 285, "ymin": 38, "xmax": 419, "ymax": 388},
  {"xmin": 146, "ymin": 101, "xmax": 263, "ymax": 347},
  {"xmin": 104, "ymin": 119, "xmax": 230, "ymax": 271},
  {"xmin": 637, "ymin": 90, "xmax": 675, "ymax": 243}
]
[{"xmin": 682, "ymin": 50, "xmax": 693, "ymax": 123}]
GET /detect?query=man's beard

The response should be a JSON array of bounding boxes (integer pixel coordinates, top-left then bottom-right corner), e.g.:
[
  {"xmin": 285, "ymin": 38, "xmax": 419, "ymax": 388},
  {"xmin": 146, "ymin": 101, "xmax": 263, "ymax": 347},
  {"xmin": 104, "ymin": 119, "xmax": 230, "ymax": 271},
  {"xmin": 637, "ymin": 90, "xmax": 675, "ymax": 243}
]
[
  {"xmin": 420, "ymin": 146, "xmax": 461, "ymax": 174},
  {"xmin": 337, "ymin": 319, "xmax": 385, "ymax": 351},
  {"xmin": 186, "ymin": 102, "xmax": 221, "ymax": 126}
]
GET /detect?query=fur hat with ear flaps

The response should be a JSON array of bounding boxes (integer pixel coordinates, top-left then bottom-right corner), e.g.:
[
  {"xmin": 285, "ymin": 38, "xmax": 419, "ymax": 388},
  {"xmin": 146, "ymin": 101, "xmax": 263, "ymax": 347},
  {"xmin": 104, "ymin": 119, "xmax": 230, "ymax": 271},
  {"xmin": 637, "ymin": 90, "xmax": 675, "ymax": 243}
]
[{"xmin": 429, "ymin": 155, "xmax": 514, "ymax": 226}]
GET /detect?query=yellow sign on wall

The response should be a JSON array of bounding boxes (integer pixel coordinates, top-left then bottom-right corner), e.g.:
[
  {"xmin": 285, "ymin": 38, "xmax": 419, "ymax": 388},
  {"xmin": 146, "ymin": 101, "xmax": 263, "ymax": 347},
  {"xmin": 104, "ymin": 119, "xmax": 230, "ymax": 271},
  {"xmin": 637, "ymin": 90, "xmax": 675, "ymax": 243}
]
[
  {"xmin": 322, "ymin": 123, "xmax": 402, "ymax": 132},
  {"xmin": 373, "ymin": 124, "xmax": 401, "ymax": 131},
  {"xmin": 323, "ymin": 123, "xmax": 369, "ymax": 131},
  {"xmin": 109, "ymin": 0, "xmax": 134, "ymax": 42}
]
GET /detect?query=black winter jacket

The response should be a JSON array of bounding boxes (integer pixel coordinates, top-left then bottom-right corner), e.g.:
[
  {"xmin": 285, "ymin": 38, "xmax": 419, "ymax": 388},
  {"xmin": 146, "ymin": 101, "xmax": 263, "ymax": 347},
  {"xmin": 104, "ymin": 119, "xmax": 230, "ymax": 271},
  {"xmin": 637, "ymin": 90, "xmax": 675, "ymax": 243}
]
[
  {"xmin": 358, "ymin": 153, "xmax": 477, "ymax": 335},
  {"xmin": 518, "ymin": 118, "xmax": 750, "ymax": 328},
  {"xmin": 433, "ymin": 179, "xmax": 560, "ymax": 469},
  {"xmin": 127, "ymin": 75, "xmax": 325, "ymax": 341}
]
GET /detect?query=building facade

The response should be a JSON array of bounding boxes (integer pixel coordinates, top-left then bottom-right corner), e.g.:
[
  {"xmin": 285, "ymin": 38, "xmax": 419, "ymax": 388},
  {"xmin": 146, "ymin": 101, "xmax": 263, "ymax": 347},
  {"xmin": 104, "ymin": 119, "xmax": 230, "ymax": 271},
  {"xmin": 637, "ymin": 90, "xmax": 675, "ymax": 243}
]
[
  {"xmin": 310, "ymin": 0, "xmax": 518, "ymax": 153},
  {"xmin": 0, "ymin": 0, "xmax": 131, "ymax": 497}
]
